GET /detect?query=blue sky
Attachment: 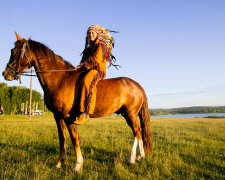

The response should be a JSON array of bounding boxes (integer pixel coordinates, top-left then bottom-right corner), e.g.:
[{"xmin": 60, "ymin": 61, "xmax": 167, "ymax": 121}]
[{"xmin": 0, "ymin": 0, "xmax": 225, "ymax": 109}]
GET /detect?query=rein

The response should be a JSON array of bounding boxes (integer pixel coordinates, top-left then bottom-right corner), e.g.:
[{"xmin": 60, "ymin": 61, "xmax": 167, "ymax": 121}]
[
  {"xmin": 23, "ymin": 68, "xmax": 79, "ymax": 74},
  {"xmin": 20, "ymin": 67, "xmax": 79, "ymax": 77}
]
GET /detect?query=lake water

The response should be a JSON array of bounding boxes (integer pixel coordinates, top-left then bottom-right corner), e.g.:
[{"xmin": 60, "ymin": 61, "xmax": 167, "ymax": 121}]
[{"xmin": 151, "ymin": 113, "xmax": 225, "ymax": 118}]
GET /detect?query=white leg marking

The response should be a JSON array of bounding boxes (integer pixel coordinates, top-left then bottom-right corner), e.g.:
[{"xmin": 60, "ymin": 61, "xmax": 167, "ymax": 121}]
[
  {"xmin": 72, "ymin": 147, "xmax": 83, "ymax": 172},
  {"xmin": 128, "ymin": 137, "xmax": 138, "ymax": 164},
  {"xmin": 137, "ymin": 139, "xmax": 145, "ymax": 161}
]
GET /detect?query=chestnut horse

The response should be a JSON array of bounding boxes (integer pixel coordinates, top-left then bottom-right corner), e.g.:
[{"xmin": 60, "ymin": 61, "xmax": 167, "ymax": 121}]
[{"xmin": 2, "ymin": 33, "xmax": 152, "ymax": 172}]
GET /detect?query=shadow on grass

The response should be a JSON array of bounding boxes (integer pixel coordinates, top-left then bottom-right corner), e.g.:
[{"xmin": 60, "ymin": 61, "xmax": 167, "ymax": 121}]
[{"xmin": 82, "ymin": 145, "xmax": 118, "ymax": 163}]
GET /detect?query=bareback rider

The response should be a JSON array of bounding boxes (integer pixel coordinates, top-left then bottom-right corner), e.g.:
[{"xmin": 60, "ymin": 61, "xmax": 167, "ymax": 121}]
[{"xmin": 74, "ymin": 25, "xmax": 118, "ymax": 124}]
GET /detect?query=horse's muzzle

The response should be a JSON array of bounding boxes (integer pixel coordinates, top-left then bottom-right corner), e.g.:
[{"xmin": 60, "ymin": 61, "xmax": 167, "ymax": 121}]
[{"xmin": 2, "ymin": 69, "xmax": 15, "ymax": 81}]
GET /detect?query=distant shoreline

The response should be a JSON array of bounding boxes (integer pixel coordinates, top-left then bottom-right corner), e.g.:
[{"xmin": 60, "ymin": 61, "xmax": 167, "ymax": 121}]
[{"xmin": 150, "ymin": 106, "xmax": 225, "ymax": 116}]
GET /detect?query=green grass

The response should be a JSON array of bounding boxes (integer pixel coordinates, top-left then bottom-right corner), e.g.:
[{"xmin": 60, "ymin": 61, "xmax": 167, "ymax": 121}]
[{"xmin": 0, "ymin": 115, "xmax": 224, "ymax": 179}]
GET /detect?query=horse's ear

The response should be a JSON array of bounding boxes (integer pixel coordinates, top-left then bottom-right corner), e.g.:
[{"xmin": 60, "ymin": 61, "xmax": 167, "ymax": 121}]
[{"xmin": 15, "ymin": 32, "xmax": 23, "ymax": 40}]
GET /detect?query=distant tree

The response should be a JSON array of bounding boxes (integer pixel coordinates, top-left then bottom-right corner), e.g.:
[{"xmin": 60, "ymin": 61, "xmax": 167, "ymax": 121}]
[{"xmin": 0, "ymin": 83, "xmax": 43, "ymax": 114}]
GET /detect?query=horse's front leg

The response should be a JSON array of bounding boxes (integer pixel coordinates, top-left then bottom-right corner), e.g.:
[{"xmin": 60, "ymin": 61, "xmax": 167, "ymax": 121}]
[
  {"xmin": 66, "ymin": 122, "xmax": 83, "ymax": 172},
  {"xmin": 54, "ymin": 115, "xmax": 67, "ymax": 169}
]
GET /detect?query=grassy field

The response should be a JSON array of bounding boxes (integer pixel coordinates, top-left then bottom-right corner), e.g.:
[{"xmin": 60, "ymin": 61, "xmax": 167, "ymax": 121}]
[{"xmin": 0, "ymin": 115, "xmax": 224, "ymax": 179}]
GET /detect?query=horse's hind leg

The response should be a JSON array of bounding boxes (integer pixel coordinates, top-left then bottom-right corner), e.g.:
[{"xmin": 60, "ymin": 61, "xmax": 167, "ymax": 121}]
[
  {"xmin": 54, "ymin": 116, "xmax": 67, "ymax": 169},
  {"xmin": 65, "ymin": 122, "xmax": 83, "ymax": 172},
  {"xmin": 123, "ymin": 111, "xmax": 144, "ymax": 164},
  {"xmin": 137, "ymin": 138, "xmax": 145, "ymax": 161}
]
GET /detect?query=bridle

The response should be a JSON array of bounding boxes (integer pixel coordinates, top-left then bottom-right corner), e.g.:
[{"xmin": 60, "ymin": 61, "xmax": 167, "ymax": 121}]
[{"xmin": 6, "ymin": 41, "xmax": 33, "ymax": 83}]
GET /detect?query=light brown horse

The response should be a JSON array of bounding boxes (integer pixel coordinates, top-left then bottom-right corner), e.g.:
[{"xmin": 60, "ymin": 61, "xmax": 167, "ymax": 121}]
[{"xmin": 2, "ymin": 33, "xmax": 152, "ymax": 172}]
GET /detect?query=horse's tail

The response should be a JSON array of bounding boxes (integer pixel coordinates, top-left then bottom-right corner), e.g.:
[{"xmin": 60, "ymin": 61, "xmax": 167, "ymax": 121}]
[{"xmin": 139, "ymin": 95, "xmax": 153, "ymax": 156}]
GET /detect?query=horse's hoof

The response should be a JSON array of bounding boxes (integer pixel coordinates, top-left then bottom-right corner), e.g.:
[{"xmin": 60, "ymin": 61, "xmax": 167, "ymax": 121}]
[
  {"xmin": 127, "ymin": 161, "xmax": 136, "ymax": 165},
  {"xmin": 136, "ymin": 155, "xmax": 145, "ymax": 161},
  {"xmin": 53, "ymin": 162, "xmax": 62, "ymax": 169},
  {"xmin": 72, "ymin": 162, "xmax": 83, "ymax": 173},
  {"xmin": 128, "ymin": 157, "xmax": 136, "ymax": 165}
]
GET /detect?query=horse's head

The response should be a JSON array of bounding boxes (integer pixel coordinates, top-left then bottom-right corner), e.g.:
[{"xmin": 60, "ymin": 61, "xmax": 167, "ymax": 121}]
[{"xmin": 2, "ymin": 33, "xmax": 33, "ymax": 81}]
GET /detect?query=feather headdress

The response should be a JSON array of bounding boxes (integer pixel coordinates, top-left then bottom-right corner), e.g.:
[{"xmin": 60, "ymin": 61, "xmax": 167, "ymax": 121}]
[{"xmin": 86, "ymin": 25, "xmax": 117, "ymax": 50}]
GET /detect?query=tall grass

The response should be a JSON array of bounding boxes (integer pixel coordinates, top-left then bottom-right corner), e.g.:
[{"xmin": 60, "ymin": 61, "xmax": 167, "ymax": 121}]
[{"xmin": 0, "ymin": 115, "xmax": 224, "ymax": 179}]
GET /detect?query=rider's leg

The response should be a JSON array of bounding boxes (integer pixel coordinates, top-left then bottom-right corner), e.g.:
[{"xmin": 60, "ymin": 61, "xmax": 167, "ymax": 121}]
[{"xmin": 74, "ymin": 70, "xmax": 100, "ymax": 125}]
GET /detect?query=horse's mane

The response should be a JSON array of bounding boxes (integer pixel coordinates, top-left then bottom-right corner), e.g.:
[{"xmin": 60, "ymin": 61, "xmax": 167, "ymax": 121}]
[{"xmin": 28, "ymin": 39, "xmax": 75, "ymax": 69}]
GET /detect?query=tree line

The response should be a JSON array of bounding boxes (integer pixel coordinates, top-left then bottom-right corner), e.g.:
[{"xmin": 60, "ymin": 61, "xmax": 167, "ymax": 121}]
[
  {"xmin": 0, "ymin": 83, "xmax": 43, "ymax": 114},
  {"xmin": 1, "ymin": 82, "xmax": 224, "ymax": 116},
  {"xmin": 150, "ymin": 106, "xmax": 225, "ymax": 116}
]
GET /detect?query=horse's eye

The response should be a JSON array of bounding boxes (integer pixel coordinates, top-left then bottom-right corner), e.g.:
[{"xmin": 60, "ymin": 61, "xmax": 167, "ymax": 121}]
[{"xmin": 12, "ymin": 49, "xmax": 17, "ymax": 55}]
